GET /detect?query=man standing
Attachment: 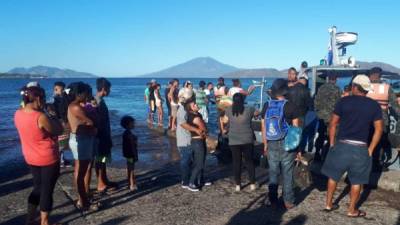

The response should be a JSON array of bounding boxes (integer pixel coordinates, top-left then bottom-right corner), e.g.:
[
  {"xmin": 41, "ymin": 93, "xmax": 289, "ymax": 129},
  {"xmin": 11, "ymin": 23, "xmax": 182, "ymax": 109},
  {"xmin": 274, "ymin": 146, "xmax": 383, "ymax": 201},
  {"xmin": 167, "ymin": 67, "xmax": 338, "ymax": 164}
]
[
  {"xmin": 53, "ymin": 81, "xmax": 71, "ymax": 167},
  {"xmin": 95, "ymin": 78, "xmax": 117, "ymax": 192},
  {"xmin": 214, "ymin": 77, "xmax": 227, "ymax": 103},
  {"xmin": 261, "ymin": 79, "xmax": 301, "ymax": 209},
  {"xmin": 148, "ymin": 79, "xmax": 157, "ymax": 125},
  {"xmin": 165, "ymin": 81, "xmax": 173, "ymax": 129},
  {"xmin": 321, "ymin": 75, "xmax": 383, "ymax": 217},
  {"xmin": 367, "ymin": 67, "xmax": 400, "ymax": 171},
  {"xmin": 287, "ymin": 67, "xmax": 298, "ymax": 87},
  {"xmin": 286, "ymin": 67, "xmax": 312, "ymax": 124},
  {"xmin": 195, "ymin": 81, "xmax": 209, "ymax": 123},
  {"xmin": 314, "ymin": 74, "xmax": 341, "ymax": 161},
  {"xmin": 144, "ymin": 82, "xmax": 151, "ymax": 122}
]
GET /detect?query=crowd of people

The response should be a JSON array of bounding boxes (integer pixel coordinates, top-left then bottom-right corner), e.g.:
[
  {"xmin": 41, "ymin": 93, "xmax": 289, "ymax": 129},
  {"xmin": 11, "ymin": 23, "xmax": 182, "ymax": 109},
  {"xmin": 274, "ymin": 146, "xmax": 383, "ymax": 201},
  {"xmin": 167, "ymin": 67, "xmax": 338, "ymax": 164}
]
[
  {"xmin": 13, "ymin": 65, "xmax": 400, "ymax": 224},
  {"xmin": 15, "ymin": 78, "xmax": 127, "ymax": 224},
  {"xmin": 142, "ymin": 66, "xmax": 400, "ymax": 216}
]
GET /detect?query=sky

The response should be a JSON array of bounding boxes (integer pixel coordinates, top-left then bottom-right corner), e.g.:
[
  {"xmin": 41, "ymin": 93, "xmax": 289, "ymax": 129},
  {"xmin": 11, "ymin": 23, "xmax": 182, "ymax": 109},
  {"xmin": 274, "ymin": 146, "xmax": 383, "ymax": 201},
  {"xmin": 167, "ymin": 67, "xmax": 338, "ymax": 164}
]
[{"xmin": 0, "ymin": 0, "xmax": 399, "ymax": 77}]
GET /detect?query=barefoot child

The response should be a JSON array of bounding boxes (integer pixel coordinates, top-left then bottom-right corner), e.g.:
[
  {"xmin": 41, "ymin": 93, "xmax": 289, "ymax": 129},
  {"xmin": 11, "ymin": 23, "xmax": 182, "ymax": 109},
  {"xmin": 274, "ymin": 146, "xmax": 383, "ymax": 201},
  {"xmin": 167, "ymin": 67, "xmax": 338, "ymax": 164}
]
[{"xmin": 121, "ymin": 116, "xmax": 139, "ymax": 191}]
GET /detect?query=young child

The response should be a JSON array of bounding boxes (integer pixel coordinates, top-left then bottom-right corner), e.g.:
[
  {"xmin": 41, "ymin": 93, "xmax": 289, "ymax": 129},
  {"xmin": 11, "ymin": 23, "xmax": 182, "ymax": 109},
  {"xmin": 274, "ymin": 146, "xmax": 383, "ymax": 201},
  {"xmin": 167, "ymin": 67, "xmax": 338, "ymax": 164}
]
[{"xmin": 121, "ymin": 116, "xmax": 139, "ymax": 191}]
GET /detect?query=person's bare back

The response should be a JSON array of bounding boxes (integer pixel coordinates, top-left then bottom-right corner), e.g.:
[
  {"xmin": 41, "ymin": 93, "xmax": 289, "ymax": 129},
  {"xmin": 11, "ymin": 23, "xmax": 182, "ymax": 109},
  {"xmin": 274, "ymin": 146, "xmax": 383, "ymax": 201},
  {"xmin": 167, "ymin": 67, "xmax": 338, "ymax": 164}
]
[{"xmin": 67, "ymin": 102, "xmax": 93, "ymax": 134}]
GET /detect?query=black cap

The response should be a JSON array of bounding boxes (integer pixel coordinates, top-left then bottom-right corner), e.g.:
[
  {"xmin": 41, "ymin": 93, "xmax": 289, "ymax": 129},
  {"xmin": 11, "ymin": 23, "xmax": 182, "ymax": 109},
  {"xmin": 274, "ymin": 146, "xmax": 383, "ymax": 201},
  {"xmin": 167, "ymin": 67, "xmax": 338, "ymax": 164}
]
[
  {"xmin": 271, "ymin": 78, "xmax": 289, "ymax": 97},
  {"xmin": 369, "ymin": 67, "xmax": 382, "ymax": 76},
  {"xmin": 199, "ymin": 80, "xmax": 206, "ymax": 88}
]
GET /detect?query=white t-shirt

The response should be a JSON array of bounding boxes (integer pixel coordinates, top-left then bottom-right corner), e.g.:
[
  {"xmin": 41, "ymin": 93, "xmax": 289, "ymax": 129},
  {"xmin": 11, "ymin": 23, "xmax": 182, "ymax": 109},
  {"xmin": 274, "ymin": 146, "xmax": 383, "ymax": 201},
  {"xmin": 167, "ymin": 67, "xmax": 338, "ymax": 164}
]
[{"xmin": 228, "ymin": 87, "xmax": 243, "ymax": 97}]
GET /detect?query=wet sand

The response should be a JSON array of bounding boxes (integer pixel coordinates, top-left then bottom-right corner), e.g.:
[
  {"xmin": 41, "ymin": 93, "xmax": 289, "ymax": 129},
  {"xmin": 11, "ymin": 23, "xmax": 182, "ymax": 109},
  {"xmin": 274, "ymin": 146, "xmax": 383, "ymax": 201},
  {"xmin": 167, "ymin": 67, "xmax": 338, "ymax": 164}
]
[{"xmin": 1, "ymin": 122, "xmax": 400, "ymax": 225}]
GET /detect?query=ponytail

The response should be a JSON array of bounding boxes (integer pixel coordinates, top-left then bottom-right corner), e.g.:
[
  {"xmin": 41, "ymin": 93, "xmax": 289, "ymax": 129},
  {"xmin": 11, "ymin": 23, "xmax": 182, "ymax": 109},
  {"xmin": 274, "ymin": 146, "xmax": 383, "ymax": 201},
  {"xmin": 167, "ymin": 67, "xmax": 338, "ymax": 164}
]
[{"xmin": 20, "ymin": 86, "xmax": 45, "ymax": 105}]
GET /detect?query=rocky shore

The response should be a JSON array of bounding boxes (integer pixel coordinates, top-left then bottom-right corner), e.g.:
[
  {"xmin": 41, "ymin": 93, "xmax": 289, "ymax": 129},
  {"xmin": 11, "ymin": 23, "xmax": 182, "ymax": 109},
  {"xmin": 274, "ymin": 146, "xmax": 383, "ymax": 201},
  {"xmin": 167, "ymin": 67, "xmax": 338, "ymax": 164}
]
[{"xmin": 1, "ymin": 125, "xmax": 399, "ymax": 225}]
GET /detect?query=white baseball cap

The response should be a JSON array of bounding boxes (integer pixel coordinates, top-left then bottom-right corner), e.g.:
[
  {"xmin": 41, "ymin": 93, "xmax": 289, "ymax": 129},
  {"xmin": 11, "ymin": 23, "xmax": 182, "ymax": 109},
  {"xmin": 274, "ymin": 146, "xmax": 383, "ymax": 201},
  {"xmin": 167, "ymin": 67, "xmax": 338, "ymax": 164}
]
[
  {"xmin": 26, "ymin": 81, "xmax": 40, "ymax": 87},
  {"xmin": 352, "ymin": 75, "xmax": 372, "ymax": 92}
]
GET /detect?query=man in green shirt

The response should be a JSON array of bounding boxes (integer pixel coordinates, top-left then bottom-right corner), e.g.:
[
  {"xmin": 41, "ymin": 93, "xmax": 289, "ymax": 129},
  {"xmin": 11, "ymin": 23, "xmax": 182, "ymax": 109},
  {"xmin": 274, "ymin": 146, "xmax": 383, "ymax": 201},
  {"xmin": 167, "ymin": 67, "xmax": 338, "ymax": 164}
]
[{"xmin": 195, "ymin": 81, "xmax": 208, "ymax": 123}]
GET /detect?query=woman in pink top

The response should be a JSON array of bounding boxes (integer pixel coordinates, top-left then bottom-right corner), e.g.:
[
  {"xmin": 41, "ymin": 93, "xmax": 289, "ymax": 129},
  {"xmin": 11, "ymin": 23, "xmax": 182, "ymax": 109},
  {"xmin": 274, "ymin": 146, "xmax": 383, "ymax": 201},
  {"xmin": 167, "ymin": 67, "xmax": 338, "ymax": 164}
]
[{"xmin": 15, "ymin": 85, "xmax": 62, "ymax": 225}]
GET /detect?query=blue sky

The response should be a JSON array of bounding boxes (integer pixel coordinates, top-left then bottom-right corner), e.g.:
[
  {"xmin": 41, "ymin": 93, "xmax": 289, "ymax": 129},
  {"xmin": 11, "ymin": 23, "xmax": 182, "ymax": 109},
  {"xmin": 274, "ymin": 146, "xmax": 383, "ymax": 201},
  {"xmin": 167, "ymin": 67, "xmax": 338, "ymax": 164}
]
[{"xmin": 0, "ymin": 0, "xmax": 399, "ymax": 76}]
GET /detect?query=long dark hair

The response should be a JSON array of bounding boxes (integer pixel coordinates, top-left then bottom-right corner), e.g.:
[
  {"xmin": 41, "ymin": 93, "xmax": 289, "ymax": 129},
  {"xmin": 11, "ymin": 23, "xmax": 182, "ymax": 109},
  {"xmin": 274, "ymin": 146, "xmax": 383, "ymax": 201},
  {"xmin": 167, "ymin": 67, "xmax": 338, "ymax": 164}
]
[
  {"xmin": 67, "ymin": 82, "xmax": 92, "ymax": 103},
  {"xmin": 232, "ymin": 93, "xmax": 245, "ymax": 117}
]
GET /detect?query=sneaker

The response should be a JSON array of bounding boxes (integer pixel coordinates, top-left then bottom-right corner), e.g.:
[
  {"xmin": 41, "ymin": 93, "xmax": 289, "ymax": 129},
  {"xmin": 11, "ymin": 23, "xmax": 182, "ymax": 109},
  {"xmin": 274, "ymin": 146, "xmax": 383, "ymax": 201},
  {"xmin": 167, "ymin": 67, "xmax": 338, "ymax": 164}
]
[
  {"xmin": 235, "ymin": 185, "xmax": 241, "ymax": 192},
  {"xmin": 181, "ymin": 182, "xmax": 189, "ymax": 189},
  {"xmin": 187, "ymin": 184, "xmax": 199, "ymax": 192},
  {"xmin": 250, "ymin": 184, "xmax": 256, "ymax": 191},
  {"xmin": 203, "ymin": 181, "xmax": 212, "ymax": 186}
]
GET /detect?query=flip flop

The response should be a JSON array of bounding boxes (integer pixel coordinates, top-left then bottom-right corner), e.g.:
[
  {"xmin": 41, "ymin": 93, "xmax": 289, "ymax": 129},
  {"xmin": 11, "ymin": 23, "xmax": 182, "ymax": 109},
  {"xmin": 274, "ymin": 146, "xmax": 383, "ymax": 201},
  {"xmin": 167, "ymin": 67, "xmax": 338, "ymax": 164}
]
[
  {"xmin": 322, "ymin": 204, "xmax": 339, "ymax": 212},
  {"xmin": 347, "ymin": 210, "xmax": 366, "ymax": 218}
]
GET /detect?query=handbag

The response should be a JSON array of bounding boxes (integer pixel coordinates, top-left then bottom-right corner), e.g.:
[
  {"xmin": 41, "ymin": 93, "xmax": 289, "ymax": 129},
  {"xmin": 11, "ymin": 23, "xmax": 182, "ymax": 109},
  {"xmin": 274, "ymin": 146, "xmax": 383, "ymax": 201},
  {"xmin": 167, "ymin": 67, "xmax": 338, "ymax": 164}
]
[{"xmin": 283, "ymin": 126, "xmax": 302, "ymax": 151}]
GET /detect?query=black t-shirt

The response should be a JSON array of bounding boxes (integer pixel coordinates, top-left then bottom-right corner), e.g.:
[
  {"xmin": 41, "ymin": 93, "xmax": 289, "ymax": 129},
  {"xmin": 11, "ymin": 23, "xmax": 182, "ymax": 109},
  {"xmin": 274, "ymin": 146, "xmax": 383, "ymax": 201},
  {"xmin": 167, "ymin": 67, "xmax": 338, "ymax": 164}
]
[
  {"xmin": 149, "ymin": 86, "xmax": 156, "ymax": 102},
  {"xmin": 261, "ymin": 100, "xmax": 299, "ymax": 123},
  {"xmin": 287, "ymin": 83, "xmax": 312, "ymax": 117},
  {"xmin": 122, "ymin": 129, "xmax": 138, "ymax": 161},
  {"xmin": 53, "ymin": 94, "xmax": 69, "ymax": 122},
  {"xmin": 334, "ymin": 95, "xmax": 382, "ymax": 143}
]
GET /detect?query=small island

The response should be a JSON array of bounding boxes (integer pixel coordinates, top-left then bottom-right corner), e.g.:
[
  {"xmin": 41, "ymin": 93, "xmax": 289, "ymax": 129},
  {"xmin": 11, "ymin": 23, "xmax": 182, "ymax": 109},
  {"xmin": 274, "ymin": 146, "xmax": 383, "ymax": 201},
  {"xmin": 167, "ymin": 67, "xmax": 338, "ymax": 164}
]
[{"xmin": 0, "ymin": 65, "xmax": 97, "ymax": 79}]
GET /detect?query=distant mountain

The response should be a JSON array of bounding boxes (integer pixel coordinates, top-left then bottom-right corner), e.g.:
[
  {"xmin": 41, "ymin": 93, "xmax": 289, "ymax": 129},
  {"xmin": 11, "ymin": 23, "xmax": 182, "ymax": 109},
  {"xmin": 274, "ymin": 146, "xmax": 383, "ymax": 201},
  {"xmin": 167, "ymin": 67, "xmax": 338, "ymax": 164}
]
[
  {"xmin": 223, "ymin": 68, "xmax": 285, "ymax": 78},
  {"xmin": 0, "ymin": 73, "xmax": 47, "ymax": 79},
  {"xmin": 140, "ymin": 57, "xmax": 238, "ymax": 78},
  {"xmin": 7, "ymin": 65, "xmax": 96, "ymax": 78},
  {"xmin": 358, "ymin": 61, "xmax": 400, "ymax": 75}
]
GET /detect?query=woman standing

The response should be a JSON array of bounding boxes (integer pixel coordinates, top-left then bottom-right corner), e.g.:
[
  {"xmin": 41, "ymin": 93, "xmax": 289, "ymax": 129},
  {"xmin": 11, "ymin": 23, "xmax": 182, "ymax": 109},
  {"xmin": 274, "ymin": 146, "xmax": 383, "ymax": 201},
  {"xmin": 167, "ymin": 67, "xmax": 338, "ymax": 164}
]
[
  {"xmin": 154, "ymin": 83, "xmax": 164, "ymax": 127},
  {"xmin": 15, "ymin": 85, "xmax": 62, "ymax": 225},
  {"xmin": 168, "ymin": 80, "xmax": 179, "ymax": 131},
  {"xmin": 67, "ymin": 82, "xmax": 98, "ymax": 211},
  {"xmin": 185, "ymin": 98, "xmax": 208, "ymax": 192},
  {"xmin": 224, "ymin": 93, "xmax": 256, "ymax": 192}
]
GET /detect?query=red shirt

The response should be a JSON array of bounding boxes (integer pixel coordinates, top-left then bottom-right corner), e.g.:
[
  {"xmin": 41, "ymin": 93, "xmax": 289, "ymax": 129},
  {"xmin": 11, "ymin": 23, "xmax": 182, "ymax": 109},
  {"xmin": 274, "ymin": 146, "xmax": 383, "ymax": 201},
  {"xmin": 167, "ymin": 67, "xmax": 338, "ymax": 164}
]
[{"xmin": 14, "ymin": 110, "xmax": 59, "ymax": 166}]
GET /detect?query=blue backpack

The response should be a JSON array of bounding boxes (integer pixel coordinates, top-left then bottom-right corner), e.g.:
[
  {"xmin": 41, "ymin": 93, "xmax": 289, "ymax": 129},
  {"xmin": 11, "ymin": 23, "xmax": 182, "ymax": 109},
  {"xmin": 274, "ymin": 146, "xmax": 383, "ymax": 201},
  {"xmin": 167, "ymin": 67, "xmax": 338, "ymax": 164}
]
[{"xmin": 264, "ymin": 100, "xmax": 289, "ymax": 140}]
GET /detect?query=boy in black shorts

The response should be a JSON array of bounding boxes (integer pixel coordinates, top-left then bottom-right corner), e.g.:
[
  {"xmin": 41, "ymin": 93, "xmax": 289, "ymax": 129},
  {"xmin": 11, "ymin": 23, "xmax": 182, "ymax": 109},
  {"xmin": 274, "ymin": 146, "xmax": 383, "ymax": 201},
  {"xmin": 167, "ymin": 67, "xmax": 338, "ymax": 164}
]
[{"xmin": 121, "ymin": 116, "xmax": 139, "ymax": 191}]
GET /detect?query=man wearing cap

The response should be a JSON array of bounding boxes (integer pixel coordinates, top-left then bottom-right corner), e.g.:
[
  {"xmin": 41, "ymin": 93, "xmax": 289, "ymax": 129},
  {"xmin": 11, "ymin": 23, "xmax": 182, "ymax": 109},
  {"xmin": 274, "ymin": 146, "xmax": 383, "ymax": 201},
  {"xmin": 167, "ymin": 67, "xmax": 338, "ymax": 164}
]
[
  {"xmin": 321, "ymin": 75, "xmax": 383, "ymax": 217},
  {"xmin": 367, "ymin": 67, "xmax": 400, "ymax": 171},
  {"xmin": 214, "ymin": 77, "xmax": 227, "ymax": 104},
  {"xmin": 176, "ymin": 88, "xmax": 205, "ymax": 192},
  {"xmin": 314, "ymin": 74, "xmax": 341, "ymax": 161}
]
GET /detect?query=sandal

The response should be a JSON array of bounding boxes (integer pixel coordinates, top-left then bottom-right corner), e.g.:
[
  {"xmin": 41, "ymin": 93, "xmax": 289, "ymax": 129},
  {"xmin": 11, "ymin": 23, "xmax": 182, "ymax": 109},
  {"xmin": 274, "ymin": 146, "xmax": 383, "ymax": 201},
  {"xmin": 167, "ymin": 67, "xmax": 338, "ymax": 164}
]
[
  {"xmin": 322, "ymin": 204, "xmax": 339, "ymax": 212},
  {"xmin": 347, "ymin": 210, "xmax": 366, "ymax": 218},
  {"xmin": 76, "ymin": 201, "xmax": 100, "ymax": 212},
  {"xmin": 97, "ymin": 185, "xmax": 117, "ymax": 195}
]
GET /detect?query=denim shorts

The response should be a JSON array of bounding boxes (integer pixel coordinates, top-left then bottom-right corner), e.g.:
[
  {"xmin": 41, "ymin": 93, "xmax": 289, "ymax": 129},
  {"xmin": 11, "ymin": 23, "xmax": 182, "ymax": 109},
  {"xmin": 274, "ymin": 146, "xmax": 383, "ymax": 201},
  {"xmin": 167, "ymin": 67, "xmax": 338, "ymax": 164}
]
[
  {"xmin": 69, "ymin": 133, "xmax": 94, "ymax": 160},
  {"xmin": 321, "ymin": 142, "xmax": 372, "ymax": 185}
]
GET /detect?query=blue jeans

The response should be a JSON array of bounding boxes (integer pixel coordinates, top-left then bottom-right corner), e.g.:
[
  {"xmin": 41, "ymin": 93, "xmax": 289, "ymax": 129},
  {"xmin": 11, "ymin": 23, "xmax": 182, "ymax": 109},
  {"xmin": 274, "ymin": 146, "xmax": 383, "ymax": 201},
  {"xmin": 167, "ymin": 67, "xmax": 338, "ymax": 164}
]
[
  {"xmin": 267, "ymin": 140, "xmax": 296, "ymax": 204},
  {"xmin": 178, "ymin": 146, "xmax": 193, "ymax": 185},
  {"xmin": 189, "ymin": 139, "xmax": 206, "ymax": 185}
]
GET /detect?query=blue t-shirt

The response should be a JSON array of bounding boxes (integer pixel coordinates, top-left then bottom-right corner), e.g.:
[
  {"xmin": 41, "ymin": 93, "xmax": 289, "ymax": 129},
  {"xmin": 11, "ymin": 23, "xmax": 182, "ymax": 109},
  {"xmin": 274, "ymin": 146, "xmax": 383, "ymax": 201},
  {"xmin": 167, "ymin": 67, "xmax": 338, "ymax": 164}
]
[{"xmin": 334, "ymin": 95, "xmax": 382, "ymax": 143}]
